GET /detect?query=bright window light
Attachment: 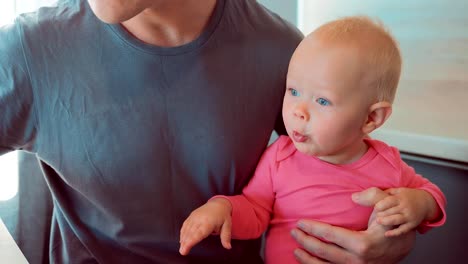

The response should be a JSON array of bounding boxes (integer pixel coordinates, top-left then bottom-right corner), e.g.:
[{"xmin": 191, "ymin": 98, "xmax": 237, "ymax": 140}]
[
  {"xmin": 0, "ymin": 0, "xmax": 56, "ymax": 201},
  {"xmin": 0, "ymin": 0, "xmax": 18, "ymax": 202},
  {"xmin": 15, "ymin": 0, "xmax": 57, "ymax": 14},
  {"xmin": 0, "ymin": 152, "xmax": 18, "ymax": 201},
  {"xmin": 0, "ymin": 1, "xmax": 15, "ymax": 26},
  {"xmin": 298, "ymin": 0, "xmax": 362, "ymax": 34}
]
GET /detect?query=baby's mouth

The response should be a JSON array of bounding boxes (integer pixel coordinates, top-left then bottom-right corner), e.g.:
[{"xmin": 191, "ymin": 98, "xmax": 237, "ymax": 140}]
[{"xmin": 292, "ymin": 130, "xmax": 308, "ymax": 143}]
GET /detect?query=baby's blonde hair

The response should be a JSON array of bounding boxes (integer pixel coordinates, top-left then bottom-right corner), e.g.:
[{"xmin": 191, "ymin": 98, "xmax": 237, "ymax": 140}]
[{"xmin": 313, "ymin": 16, "xmax": 402, "ymax": 103}]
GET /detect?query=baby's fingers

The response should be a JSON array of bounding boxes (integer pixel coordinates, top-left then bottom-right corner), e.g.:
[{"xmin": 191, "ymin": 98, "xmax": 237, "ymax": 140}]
[
  {"xmin": 375, "ymin": 196, "xmax": 399, "ymax": 212},
  {"xmin": 179, "ymin": 224, "xmax": 212, "ymax": 255},
  {"xmin": 376, "ymin": 205, "xmax": 401, "ymax": 218},
  {"xmin": 220, "ymin": 218, "xmax": 232, "ymax": 250},
  {"xmin": 377, "ymin": 213, "xmax": 406, "ymax": 227},
  {"xmin": 384, "ymin": 222, "xmax": 415, "ymax": 237}
]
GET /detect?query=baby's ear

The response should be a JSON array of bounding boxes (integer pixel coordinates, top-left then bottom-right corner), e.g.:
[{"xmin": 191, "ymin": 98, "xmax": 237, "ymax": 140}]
[{"xmin": 362, "ymin": 102, "xmax": 392, "ymax": 134}]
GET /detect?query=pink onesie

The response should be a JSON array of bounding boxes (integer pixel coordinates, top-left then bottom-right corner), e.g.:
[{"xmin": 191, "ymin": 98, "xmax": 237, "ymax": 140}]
[{"xmin": 220, "ymin": 136, "xmax": 446, "ymax": 264}]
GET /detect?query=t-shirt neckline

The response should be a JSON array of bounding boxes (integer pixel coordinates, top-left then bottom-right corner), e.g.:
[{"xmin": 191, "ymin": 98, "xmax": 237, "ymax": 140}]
[{"xmin": 106, "ymin": 0, "xmax": 225, "ymax": 56}]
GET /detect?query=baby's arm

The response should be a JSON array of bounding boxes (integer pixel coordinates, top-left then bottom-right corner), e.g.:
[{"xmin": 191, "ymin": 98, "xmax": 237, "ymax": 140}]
[
  {"xmin": 179, "ymin": 138, "xmax": 282, "ymax": 255},
  {"xmin": 374, "ymin": 157, "xmax": 446, "ymax": 237},
  {"xmin": 179, "ymin": 198, "xmax": 233, "ymax": 255},
  {"xmin": 374, "ymin": 187, "xmax": 440, "ymax": 237}
]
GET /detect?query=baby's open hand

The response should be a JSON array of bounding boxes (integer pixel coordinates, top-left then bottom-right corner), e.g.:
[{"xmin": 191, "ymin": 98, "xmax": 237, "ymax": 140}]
[
  {"xmin": 179, "ymin": 198, "xmax": 233, "ymax": 255},
  {"xmin": 374, "ymin": 188, "xmax": 435, "ymax": 237}
]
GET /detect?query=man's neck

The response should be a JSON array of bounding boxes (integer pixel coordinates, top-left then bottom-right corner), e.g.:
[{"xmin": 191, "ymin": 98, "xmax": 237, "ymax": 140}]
[{"xmin": 121, "ymin": 0, "xmax": 217, "ymax": 47}]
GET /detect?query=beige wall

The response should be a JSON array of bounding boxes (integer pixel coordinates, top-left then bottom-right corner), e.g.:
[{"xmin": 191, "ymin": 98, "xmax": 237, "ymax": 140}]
[{"xmin": 299, "ymin": 0, "xmax": 468, "ymax": 162}]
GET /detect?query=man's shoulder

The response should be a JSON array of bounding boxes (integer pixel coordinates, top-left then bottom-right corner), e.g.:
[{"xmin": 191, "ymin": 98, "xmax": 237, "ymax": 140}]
[
  {"xmin": 245, "ymin": 0, "xmax": 303, "ymax": 38},
  {"xmin": 14, "ymin": 0, "xmax": 88, "ymax": 37},
  {"xmin": 223, "ymin": 0, "xmax": 303, "ymax": 46}
]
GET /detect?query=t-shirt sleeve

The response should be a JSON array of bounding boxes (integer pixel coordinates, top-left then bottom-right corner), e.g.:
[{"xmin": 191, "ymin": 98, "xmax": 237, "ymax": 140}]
[
  {"xmin": 0, "ymin": 22, "xmax": 37, "ymax": 156},
  {"xmin": 213, "ymin": 138, "xmax": 283, "ymax": 239},
  {"xmin": 399, "ymin": 158, "xmax": 447, "ymax": 233}
]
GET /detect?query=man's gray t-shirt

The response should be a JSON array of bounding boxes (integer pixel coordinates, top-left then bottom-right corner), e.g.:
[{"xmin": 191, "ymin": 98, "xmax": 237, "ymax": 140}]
[{"xmin": 0, "ymin": 0, "xmax": 302, "ymax": 262}]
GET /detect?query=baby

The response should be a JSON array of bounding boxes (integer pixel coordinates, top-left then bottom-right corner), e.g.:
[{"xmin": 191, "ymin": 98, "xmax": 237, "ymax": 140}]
[{"xmin": 179, "ymin": 16, "xmax": 446, "ymax": 264}]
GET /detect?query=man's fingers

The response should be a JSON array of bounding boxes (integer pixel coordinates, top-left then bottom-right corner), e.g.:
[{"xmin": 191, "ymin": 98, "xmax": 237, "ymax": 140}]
[
  {"xmin": 292, "ymin": 223, "xmax": 355, "ymax": 263},
  {"xmin": 296, "ymin": 220, "xmax": 359, "ymax": 253},
  {"xmin": 352, "ymin": 187, "xmax": 389, "ymax": 207},
  {"xmin": 294, "ymin": 218, "xmax": 416, "ymax": 263},
  {"xmin": 293, "ymin": 248, "xmax": 330, "ymax": 264}
]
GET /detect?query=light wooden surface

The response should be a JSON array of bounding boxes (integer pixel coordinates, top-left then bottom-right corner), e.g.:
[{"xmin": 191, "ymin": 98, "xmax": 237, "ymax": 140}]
[
  {"xmin": 0, "ymin": 218, "xmax": 28, "ymax": 263},
  {"xmin": 300, "ymin": 0, "xmax": 468, "ymax": 163}
]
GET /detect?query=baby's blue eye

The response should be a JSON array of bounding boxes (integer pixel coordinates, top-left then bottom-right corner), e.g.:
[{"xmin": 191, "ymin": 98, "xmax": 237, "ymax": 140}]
[
  {"xmin": 290, "ymin": 88, "xmax": 299, "ymax": 97},
  {"xmin": 316, "ymin": 98, "xmax": 330, "ymax": 106}
]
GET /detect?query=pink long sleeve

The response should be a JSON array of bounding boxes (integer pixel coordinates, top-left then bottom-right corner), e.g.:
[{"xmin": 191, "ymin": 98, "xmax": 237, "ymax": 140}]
[
  {"xmin": 210, "ymin": 137, "xmax": 447, "ymax": 264},
  {"xmin": 218, "ymin": 141, "xmax": 279, "ymax": 239},
  {"xmin": 398, "ymin": 159, "xmax": 447, "ymax": 233}
]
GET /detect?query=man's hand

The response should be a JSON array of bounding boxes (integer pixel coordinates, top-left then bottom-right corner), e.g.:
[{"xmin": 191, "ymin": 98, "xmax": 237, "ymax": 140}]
[
  {"xmin": 291, "ymin": 187, "xmax": 416, "ymax": 264},
  {"xmin": 179, "ymin": 198, "xmax": 233, "ymax": 255}
]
